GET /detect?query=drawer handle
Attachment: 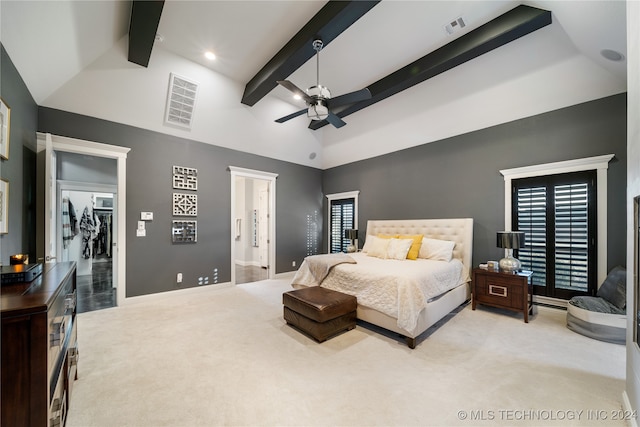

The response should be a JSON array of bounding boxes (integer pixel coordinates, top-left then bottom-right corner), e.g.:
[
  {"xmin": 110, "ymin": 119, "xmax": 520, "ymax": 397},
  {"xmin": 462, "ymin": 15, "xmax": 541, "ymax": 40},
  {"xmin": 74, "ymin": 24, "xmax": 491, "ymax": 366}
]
[
  {"xmin": 50, "ymin": 319, "xmax": 65, "ymax": 347},
  {"xmin": 65, "ymin": 290, "xmax": 77, "ymax": 312},
  {"xmin": 489, "ymin": 284, "xmax": 508, "ymax": 297},
  {"xmin": 51, "ymin": 397, "xmax": 62, "ymax": 412},
  {"xmin": 69, "ymin": 347, "xmax": 80, "ymax": 366}
]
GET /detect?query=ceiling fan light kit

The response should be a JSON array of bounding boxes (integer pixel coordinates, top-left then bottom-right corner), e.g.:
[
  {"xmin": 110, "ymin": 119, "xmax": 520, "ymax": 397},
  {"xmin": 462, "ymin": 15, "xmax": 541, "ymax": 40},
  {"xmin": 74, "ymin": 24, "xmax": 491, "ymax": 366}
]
[{"xmin": 275, "ymin": 39, "xmax": 371, "ymax": 129}]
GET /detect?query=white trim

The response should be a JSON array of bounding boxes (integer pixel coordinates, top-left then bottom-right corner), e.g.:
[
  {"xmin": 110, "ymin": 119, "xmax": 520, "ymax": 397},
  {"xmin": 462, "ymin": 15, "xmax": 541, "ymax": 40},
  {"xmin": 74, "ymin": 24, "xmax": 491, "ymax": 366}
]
[
  {"xmin": 37, "ymin": 132, "xmax": 130, "ymax": 306},
  {"xmin": 122, "ymin": 281, "xmax": 232, "ymax": 306},
  {"xmin": 326, "ymin": 191, "xmax": 360, "ymax": 253},
  {"xmin": 229, "ymin": 166, "xmax": 277, "ymax": 285},
  {"xmin": 500, "ymin": 154, "xmax": 614, "ymax": 285}
]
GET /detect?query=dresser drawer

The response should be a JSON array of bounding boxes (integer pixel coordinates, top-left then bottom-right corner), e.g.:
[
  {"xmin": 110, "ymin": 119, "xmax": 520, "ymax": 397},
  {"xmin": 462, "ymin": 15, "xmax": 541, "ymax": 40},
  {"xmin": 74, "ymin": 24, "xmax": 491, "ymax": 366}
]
[
  {"xmin": 48, "ymin": 286, "xmax": 75, "ymax": 378},
  {"xmin": 49, "ymin": 362, "xmax": 67, "ymax": 427}
]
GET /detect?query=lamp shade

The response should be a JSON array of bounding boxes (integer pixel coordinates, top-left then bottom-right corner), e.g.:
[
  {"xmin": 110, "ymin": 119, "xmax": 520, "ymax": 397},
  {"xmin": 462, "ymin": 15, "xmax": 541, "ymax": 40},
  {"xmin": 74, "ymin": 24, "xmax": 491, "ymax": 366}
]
[
  {"xmin": 496, "ymin": 231, "xmax": 525, "ymax": 249},
  {"xmin": 344, "ymin": 229, "xmax": 358, "ymax": 240}
]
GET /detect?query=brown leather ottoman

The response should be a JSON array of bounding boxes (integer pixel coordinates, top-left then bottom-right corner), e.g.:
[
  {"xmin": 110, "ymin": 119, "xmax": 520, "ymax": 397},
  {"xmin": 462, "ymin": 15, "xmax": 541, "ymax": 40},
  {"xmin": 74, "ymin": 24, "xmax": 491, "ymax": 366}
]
[{"xmin": 283, "ymin": 287, "xmax": 357, "ymax": 342}]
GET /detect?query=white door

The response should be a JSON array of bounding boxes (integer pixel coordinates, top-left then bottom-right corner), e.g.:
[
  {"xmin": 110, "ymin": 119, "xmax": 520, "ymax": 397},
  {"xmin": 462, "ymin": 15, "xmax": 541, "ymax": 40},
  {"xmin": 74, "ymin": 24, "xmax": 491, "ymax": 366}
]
[
  {"xmin": 259, "ymin": 187, "xmax": 269, "ymax": 268},
  {"xmin": 44, "ymin": 134, "xmax": 57, "ymax": 263}
]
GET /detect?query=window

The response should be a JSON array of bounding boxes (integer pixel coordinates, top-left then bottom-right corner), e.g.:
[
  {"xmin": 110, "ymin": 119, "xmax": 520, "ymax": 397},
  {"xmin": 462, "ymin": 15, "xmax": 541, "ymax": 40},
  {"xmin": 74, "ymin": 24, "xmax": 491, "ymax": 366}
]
[
  {"xmin": 501, "ymin": 154, "xmax": 613, "ymax": 303},
  {"xmin": 513, "ymin": 171, "xmax": 596, "ymax": 299},
  {"xmin": 326, "ymin": 191, "xmax": 359, "ymax": 254}
]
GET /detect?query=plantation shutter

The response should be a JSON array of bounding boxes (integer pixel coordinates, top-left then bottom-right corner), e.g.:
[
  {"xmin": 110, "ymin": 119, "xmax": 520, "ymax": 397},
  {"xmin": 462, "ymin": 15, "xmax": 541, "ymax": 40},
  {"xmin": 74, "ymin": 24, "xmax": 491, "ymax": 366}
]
[
  {"xmin": 516, "ymin": 185, "xmax": 547, "ymax": 287},
  {"xmin": 513, "ymin": 171, "xmax": 596, "ymax": 299},
  {"xmin": 330, "ymin": 198, "xmax": 355, "ymax": 253}
]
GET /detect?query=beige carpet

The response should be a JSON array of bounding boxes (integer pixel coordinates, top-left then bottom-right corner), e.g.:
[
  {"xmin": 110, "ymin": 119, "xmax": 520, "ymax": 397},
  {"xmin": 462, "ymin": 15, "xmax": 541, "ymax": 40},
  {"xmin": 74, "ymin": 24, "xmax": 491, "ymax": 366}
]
[{"xmin": 67, "ymin": 277, "xmax": 626, "ymax": 427}]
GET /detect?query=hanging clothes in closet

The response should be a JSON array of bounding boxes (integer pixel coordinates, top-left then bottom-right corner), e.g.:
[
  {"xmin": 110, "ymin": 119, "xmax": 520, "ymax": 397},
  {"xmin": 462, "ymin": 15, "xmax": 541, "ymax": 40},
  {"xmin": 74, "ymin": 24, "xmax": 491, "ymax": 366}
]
[
  {"xmin": 93, "ymin": 210, "xmax": 112, "ymax": 257},
  {"xmin": 61, "ymin": 197, "xmax": 78, "ymax": 249},
  {"xmin": 79, "ymin": 206, "xmax": 96, "ymax": 259}
]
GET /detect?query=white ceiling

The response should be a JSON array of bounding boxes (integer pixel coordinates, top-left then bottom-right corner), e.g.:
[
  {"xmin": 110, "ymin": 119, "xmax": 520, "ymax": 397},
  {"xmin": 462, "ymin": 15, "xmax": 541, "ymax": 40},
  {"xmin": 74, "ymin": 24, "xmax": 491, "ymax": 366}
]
[{"xmin": 0, "ymin": 1, "xmax": 627, "ymax": 169}]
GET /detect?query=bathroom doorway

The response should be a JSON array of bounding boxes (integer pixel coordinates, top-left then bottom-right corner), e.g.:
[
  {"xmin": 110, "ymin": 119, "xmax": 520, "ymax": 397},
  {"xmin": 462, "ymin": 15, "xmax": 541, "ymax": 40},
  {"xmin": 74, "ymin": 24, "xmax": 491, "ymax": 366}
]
[{"xmin": 229, "ymin": 166, "xmax": 277, "ymax": 285}]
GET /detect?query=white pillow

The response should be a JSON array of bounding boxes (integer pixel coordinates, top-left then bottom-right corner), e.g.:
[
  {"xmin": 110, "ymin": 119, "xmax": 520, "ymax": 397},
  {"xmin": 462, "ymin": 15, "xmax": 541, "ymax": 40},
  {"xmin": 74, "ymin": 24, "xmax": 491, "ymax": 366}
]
[
  {"xmin": 386, "ymin": 238, "xmax": 414, "ymax": 260},
  {"xmin": 366, "ymin": 236, "xmax": 390, "ymax": 259},
  {"xmin": 361, "ymin": 235, "xmax": 376, "ymax": 253},
  {"xmin": 418, "ymin": 237, "xmax": 456, "ymax": 262}
]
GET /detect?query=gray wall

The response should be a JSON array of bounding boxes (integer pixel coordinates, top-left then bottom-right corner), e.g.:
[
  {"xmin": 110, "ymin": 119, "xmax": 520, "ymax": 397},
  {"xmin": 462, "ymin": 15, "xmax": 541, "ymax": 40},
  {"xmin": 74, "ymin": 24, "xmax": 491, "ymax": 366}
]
[
  {"xmin": 38, "ymin": 108, "xmax": 323, "ymax": 297},
  {"xmin": 322, "ymin": 94, "xmax": 627, "ymax": 272},
  {"xmin": 0, "ymin": 44, "xmax": 38, "ymax": 264}
]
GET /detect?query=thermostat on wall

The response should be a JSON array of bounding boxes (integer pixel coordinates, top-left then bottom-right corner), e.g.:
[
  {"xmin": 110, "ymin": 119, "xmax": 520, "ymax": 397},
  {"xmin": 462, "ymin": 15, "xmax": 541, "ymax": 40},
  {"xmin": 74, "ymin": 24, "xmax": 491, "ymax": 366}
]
[{"xmin": 141, "ymin": 212, "xmax": 153, "ymax": 221}]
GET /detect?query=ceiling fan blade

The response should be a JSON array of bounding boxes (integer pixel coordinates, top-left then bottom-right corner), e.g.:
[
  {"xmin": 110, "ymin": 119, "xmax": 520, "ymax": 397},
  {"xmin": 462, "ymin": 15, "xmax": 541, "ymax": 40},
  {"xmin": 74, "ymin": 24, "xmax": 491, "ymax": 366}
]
[
  {"xmin": 276, "ymin": 80, "xmax": 313, "ymax": 104},
  {"xmin": 325, "ymin": 112, "xmax": 347, "ymax": 128},
  {"xmin": 327, "ymin": 88, "xmax": 371, "ymax": 109},
  {"xmin": 275, "ymin": 108, "xmax": 308, "ymax": 123}
]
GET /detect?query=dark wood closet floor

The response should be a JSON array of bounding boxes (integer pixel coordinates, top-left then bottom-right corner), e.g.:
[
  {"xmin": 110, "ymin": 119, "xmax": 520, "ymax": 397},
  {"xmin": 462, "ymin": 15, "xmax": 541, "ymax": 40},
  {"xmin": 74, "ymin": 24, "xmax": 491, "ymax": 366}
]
[{"xmin": 77, "ymin": 256, "xmax": 115, "ymax": 313}]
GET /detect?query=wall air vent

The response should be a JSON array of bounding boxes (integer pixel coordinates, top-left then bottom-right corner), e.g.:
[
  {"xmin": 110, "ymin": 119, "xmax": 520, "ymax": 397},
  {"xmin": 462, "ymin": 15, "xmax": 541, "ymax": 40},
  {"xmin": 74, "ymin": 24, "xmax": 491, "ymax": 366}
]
[{"xmin": 164, "ymin": 73, "xmax": 198, "ymax": 129}]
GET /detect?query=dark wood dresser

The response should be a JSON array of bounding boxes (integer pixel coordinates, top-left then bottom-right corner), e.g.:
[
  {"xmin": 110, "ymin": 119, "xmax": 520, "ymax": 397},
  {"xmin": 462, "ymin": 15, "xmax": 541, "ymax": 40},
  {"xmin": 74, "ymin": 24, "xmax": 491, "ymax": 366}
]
[{"xmin": 1, "ymin": 262, "xmax": 78, "ymax": 427}]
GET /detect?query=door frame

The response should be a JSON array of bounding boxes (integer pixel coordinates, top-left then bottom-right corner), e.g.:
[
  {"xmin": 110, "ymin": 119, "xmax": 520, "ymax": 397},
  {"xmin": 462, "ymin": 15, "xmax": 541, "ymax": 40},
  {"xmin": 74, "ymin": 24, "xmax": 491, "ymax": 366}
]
[
  {"xmin": 37, "ymin": 132, "xmax": 130, "ymax": 306},
  {"xmin": 229, "ymin": 166, "xmax": 277, "ymax": 285}
]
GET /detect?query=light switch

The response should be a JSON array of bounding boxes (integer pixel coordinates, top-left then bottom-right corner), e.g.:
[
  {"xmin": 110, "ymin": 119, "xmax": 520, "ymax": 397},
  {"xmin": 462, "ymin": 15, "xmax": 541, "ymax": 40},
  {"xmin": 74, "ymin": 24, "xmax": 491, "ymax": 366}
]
[
  {"xmin": 136, "ymin": 229, "xmax": 146, "ymax": 237},
  {"xmin": 137, "ymin": 221, "xmax": 145, "ymax": 231}
]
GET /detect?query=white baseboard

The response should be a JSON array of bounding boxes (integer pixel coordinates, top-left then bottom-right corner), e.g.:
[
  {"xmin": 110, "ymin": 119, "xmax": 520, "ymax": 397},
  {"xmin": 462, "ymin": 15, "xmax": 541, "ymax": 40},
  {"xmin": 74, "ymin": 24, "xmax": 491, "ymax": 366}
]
[
  {"xmin": 122, "ymin": 281, "xmax": 233, "ymax": 306},
  {"xmin": 533, "ymin": 295, "xmax": 568, "ymax": 309},
  {"xmin": 275, "ymin": 271, "xmax": 295, "ymax": 280},
  {"xmin": 622, "ymin": 391, "xmax": 639, "ymax": 427}
]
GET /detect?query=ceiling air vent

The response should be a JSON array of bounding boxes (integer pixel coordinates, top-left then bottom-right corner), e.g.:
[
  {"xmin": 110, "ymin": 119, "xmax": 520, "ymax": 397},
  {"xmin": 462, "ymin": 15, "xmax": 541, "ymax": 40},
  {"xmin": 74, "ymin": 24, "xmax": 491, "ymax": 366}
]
[
  {"xmin": 164, "ymin": 73, "xmax": 198, "ymax": 129},
  {"xmin": 444, "ymin": 16, "xmax": 466, "ymax": 35}
]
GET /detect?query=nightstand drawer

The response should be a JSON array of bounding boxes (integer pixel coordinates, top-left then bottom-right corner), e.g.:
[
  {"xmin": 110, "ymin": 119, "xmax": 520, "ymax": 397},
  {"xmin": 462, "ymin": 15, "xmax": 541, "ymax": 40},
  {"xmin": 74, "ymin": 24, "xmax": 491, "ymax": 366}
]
[
  {"xmin": 472, "ymin": 268, "xmax": 533, "ymax": 322},
  {"xmin": 475, "ymin": 277, "xmax": 524, "ymax": 309}
]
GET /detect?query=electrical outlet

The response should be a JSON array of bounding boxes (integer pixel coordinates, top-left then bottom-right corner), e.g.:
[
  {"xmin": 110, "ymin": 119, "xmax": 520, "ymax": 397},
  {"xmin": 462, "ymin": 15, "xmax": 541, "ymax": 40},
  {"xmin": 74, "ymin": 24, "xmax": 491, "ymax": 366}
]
[
  {"xmin": 292, "ymin": 261, "xmax": 296, "ymax": 267},
  {"xmin": 177, "ymin": 273, "xmax": 183, "ymax": 283}
]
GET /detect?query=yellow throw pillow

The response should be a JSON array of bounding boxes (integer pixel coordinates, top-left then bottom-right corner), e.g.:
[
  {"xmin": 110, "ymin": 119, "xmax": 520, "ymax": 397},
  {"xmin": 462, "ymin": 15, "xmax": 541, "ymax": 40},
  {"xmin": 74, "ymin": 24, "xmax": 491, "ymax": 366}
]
[
  {"xmin": 398, "ymin": 234, "xmax": 424, "ymax": 260},
  {"xmin": 376, "ymin": 234, "xmax": 397, "ymax": 239}
]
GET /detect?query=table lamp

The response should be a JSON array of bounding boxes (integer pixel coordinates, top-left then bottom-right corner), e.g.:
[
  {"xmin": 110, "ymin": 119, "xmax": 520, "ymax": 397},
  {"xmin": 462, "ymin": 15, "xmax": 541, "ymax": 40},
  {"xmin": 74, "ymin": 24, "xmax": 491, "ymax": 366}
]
[
  {"xmin": 497, "ymin": 231, "xmax": 525, "ymax": 273},
  {"xmin": 345, "ymin": 229, "xmax": 358, "ymax": 253}
]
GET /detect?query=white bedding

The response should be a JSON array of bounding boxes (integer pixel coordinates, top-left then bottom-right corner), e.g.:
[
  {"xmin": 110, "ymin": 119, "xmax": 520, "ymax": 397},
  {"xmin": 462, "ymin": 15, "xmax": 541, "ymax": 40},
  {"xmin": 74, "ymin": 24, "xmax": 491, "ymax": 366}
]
[{"xmin": 291, "ymin": 252, "xmax": 465, "ymax": 332}]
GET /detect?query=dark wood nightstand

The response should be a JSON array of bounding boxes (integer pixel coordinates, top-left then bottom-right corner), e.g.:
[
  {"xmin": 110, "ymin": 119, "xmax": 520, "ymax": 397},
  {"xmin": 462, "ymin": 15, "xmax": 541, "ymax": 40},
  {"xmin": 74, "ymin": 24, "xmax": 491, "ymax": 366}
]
[{"xmin": 472, "ymin": 268, "xmax": 534, "ymax": 322}]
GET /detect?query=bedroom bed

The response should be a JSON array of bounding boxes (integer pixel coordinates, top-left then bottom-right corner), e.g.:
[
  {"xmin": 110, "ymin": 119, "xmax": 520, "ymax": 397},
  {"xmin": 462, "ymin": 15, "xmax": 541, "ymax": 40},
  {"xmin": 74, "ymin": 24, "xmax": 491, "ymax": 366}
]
[{"xmin": 291, "ymin": 218, "xmax": 474, "ymax": 348}]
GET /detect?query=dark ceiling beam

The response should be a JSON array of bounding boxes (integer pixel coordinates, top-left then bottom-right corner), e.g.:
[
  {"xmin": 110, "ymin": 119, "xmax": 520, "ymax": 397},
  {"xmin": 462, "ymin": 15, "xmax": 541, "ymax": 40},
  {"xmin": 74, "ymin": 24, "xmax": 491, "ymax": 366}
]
[
  {"xmin": 128, "ymin": 0, "xmax": 165, "ymax": 67},
  {"xmin": 241, "ymin": 1, "xmax": 380, "ymax": 107},
  {"xmin": 309, "ymin": 4, "xmax": 552, "ymax": 130}
]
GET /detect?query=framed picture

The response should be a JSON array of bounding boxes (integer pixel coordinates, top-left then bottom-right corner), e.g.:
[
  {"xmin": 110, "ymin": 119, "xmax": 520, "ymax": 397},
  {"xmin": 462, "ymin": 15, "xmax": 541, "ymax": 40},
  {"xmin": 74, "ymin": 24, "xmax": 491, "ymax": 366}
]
[
  {"xmin": 0, "ymin": 98, "xmax": 10, "ymax": 160},
  {"xmin": 0, "ymin": 179, "xmax": 8, "ymax": 234}
]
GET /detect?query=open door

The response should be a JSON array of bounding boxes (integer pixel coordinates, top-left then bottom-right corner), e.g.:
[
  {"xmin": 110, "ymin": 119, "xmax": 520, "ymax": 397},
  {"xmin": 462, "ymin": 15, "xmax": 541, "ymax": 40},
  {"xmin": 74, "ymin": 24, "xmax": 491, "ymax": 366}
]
[{"xmin": 44, "ymin": 133, "xmax": 57, "ymax": 263}]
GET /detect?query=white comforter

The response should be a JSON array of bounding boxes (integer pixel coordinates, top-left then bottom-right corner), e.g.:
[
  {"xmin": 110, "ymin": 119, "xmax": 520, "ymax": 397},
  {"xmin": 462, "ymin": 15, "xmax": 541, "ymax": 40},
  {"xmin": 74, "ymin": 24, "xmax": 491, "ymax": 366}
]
[{"xmin": 291, "ymin": 253, "xmax": 465, "ymax": 332}]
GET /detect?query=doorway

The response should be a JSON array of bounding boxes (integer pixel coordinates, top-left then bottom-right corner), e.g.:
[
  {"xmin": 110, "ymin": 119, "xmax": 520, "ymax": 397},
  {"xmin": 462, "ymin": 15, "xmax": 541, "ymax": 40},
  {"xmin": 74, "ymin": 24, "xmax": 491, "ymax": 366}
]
[
  {"xmin": 37, "ymin": 132, "xmax": 130, "ymax": 307},
  {"xmin": 59, "ymin": 188, "xmax": 116, "ymax": 313},
  {"xmin": 229, "ymin": 166, "xmax": 277, "ymax": 285}
]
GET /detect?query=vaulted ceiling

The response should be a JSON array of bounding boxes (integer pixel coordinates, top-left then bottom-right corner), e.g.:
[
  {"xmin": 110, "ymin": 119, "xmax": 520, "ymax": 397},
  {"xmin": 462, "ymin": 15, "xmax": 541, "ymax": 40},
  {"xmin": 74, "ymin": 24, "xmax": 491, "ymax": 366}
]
[{"xmin": 0, "ymin": 1, "xmax": 627, "ymax": 169}]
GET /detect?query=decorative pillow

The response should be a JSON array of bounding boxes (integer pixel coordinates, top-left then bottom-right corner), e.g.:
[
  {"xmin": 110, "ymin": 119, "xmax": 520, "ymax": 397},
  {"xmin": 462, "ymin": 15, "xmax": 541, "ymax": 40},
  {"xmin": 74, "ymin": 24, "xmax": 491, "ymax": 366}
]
[
  {"xmin": 386, "ymin": 238, "xmax": 414, "ymax": 260},
  {"xmin": 597, "ymin": 265, "xmax": 626, "ymax": 309},
  {"xmin": 418, "ymin": 237, "xmax": 456, "ymax": 262},
  {"xmin": 361, "ymin": 235, "xmax": 375, "ymax": 253},
  {"xmin": 397, "ymin": 234, "xmax": 424, "ymax": 260},
  {"xmin": 367, "ymin": 236, "xmax": 390, "ymax": 259}
]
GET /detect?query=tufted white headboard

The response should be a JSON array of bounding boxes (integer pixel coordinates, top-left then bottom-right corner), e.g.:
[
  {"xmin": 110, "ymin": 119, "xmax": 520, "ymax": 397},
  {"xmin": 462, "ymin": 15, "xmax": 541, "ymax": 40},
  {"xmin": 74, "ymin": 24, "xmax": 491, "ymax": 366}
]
[{"xmin": 366, "ymin": 218, "xmax": 474, "ymax": 279}]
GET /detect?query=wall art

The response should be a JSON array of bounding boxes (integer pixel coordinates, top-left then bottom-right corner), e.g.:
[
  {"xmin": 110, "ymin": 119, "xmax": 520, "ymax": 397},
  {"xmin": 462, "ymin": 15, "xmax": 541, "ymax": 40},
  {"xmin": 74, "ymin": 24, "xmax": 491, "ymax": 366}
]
[{"xmin": 172, "ymin": 165, "xmax": 197, "ymax": 190}]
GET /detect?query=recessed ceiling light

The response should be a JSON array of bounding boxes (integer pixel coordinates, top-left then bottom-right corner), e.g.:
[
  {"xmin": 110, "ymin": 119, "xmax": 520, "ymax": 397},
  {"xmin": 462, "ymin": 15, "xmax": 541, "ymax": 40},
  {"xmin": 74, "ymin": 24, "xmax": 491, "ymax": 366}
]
[
  {"xmin": 155, "ymin": 33, "xmax": 164, "ymax": 43},
  {"xmin": 293, "ymin": 94, "xmax": 302, "ymax": 100},
  {"xmin": 600, "ymin": 49, "xmax": 625, "ymax": 62},
  {"xmin": 204, "ymin": 51, "xmax": 216, "ymax": 61}
]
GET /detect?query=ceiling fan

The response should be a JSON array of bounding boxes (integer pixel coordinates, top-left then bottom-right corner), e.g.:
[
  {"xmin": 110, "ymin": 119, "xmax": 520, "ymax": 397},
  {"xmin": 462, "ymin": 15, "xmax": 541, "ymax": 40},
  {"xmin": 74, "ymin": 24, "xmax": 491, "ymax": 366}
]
[{"xmin": 275, "ymin": 39, "xmax": 371, "ymax": 129}]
